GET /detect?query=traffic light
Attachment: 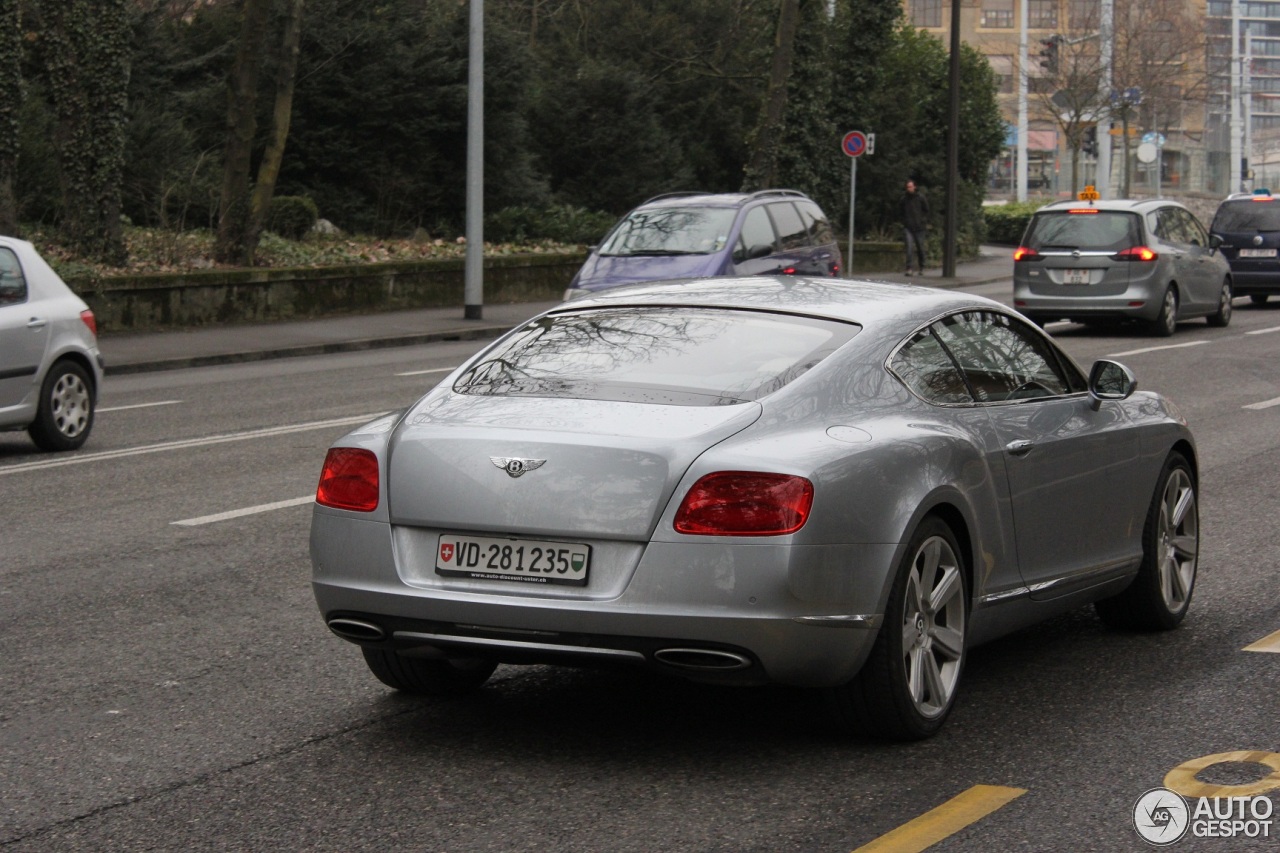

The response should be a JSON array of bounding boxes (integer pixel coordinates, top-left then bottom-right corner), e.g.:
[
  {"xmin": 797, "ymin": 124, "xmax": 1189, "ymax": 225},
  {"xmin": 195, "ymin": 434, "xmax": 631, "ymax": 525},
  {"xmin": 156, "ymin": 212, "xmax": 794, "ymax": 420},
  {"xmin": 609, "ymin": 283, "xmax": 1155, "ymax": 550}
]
[
  {"xmin": 1082, "ymin": 126, "xmax": 1098, "ymax": 157},
  {"xmin": 1038, "ymin": 36, "xmax": 1062, "ymax": 74}
]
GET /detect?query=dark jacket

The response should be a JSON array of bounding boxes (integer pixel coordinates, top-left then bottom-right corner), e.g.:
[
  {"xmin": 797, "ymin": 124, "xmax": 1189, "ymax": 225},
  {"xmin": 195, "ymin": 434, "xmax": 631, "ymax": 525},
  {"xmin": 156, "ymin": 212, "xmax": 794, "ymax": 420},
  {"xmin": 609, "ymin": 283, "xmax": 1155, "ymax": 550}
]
[{"xmin": 902, "ymin": 191, "xmax": 930, "ymax": 233}]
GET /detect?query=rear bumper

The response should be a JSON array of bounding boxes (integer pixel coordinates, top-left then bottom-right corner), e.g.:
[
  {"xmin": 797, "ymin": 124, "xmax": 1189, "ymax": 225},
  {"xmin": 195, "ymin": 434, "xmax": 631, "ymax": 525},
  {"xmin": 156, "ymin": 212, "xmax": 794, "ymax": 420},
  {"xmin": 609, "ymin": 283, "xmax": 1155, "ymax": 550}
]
[
  {"xmin": 310, "ymin": 513, "xmax": 894, "ymax": 688},
  {"xmin": 1226, "ymin": 269, "xmax": 1280, "ymax": 295}
]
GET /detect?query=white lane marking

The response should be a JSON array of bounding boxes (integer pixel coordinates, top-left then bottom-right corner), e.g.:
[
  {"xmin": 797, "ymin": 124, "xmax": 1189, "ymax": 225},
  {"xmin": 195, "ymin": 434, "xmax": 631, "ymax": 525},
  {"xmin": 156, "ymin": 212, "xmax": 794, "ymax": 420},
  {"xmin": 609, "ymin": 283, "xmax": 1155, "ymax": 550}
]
[
  {"xmin": 1244, "ymin": 397, "xmax": 1280, "ymax": 411},
  {"xmin": 1108, "ymin": 340, "xmax": 1210, "ymax": 357},
  {"xmin": 0, "ymin": 413, "xmax": 384, "ymax": 477},
  {"xmin": 172, "ymin": 495, "xmax": 314, "ymax": 527},
  {"xmin": 1245, "ymin": 325, "xmax": 1280, "ymax": 336},
  {"xmin": 98, "ymin": 400, "xmax": 183, "ymax": 413},
  {"xmin": 395, "ymin": 366, "xmax": 455, "ymax": 377}
]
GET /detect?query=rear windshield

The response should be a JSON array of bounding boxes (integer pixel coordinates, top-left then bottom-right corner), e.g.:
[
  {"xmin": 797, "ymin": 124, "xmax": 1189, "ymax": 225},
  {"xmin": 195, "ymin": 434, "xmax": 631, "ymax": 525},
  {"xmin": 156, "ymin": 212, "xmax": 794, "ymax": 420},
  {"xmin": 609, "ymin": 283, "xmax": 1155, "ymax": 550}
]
[
  {"xmin": 1211, "ymin": 200, "xmax": 1280, "ymax": 232},
  {"xmin": 597, "ymin": 206, "xmax": 738, "ymax": 257},
  {"xmin": 453, "ymin": 307, "xmax": 858, "ymax": 406},
  {"xmin": 1023, "ymin": 210, "xmax": 1142, "ymax": 252}
]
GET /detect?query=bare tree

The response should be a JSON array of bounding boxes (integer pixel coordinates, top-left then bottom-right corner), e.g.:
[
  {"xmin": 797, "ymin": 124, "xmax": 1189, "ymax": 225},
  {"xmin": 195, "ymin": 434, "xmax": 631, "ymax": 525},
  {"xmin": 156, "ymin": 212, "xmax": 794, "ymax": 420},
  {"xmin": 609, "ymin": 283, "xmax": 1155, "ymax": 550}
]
[{"xmin": 742, "ymin": 0, "xmax": 800, "ymax": 189}]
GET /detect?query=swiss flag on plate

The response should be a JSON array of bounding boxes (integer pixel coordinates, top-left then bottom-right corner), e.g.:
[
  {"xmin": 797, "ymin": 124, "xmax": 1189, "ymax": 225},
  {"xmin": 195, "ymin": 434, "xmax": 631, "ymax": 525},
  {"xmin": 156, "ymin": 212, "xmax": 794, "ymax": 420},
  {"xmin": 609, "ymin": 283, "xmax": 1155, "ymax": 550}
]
[{"xmin": 439, "ymin": 542, "xmax": 454, "ymax": 563}]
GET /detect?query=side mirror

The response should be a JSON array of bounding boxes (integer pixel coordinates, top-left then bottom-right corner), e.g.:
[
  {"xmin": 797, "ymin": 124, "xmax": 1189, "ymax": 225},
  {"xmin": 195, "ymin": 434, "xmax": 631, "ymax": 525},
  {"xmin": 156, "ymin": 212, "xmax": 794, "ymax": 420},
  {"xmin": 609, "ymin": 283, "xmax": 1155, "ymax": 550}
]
[
  {"xmin": 1087, "ymin": 359, "xmax": 1137, "ymax": 411},
  {"xmin": 1209, "ymin": 233, "xmax": 1223, "ymax": 252},
  {"xmin": 748, "ymin": 243, "xmax": 775, "ymax": 260}
]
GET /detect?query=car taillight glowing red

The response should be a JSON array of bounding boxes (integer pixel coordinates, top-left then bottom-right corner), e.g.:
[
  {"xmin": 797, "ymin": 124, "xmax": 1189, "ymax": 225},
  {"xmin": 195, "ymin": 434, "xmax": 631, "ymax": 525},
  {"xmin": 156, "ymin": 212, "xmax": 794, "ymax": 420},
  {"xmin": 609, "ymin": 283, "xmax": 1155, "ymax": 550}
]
[
  {"xmin": 316, "ymin": 448, "xmax": 379, "ymax": 512},
  {"xmin": 674, "ymin": 472, "xmax": 814, "ymax": 536},
  {"xmin": 1113, "ymin": 246, "xmax": 1158, "ymax": 262},
  {"xmin": 1013, "ymin": 247, "xmax": 1040, "ymax": 262},
  {"xmin": 80, "ymin": 309, "xmax": 98, "ymax": 338}
]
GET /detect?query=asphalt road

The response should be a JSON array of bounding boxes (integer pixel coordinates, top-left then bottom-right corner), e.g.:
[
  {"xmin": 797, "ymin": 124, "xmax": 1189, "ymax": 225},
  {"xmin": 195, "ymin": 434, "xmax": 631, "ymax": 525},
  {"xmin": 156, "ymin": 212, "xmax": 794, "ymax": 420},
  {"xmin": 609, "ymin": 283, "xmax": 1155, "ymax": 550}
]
[{"xmin": 2, "ymin": 292, "xmax": 1279, "ymax": 852}]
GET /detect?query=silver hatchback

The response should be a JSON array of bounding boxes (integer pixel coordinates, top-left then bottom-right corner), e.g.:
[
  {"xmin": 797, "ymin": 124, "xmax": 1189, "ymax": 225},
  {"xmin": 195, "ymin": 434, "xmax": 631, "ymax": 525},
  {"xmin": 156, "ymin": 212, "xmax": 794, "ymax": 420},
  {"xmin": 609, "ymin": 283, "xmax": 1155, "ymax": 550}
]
[
  {"xmin": 1013, "ymin": 198, "xmax": 1233, "ymax": 336},
  {"xmin": 0, "ymin": 237, "xmax": 104, "ymax": 451}
]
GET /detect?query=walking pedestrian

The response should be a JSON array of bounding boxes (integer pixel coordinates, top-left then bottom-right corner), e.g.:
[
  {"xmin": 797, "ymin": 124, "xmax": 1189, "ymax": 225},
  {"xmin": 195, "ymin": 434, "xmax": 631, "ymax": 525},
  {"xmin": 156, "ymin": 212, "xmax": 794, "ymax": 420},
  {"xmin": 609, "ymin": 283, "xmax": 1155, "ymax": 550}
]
[{"xmin": 901, "ymin": 179, "xmax": 930, "ymax": 276}]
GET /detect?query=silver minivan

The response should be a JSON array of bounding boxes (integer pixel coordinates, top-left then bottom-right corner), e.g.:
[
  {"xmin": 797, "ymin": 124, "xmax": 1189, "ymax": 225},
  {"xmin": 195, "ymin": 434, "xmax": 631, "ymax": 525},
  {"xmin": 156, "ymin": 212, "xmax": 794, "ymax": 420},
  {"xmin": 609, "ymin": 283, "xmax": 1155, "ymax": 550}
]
[{"xmin": 1013, "ymin": 198, "xmax": 1233, "ymax": 336}]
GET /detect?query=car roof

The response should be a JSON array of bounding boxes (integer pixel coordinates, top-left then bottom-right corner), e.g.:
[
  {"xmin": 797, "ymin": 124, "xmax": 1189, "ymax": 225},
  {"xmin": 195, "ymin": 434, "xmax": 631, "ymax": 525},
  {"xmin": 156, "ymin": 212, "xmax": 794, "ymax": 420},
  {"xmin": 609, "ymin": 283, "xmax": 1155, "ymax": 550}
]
[
  {"xmin": 1034, "ymin": 198, "xmax": 1178, "ymax": 214},
  {"xmin": 635, "ymin": 189, "xmax": 812, "ymax": 210},
  {"xmin": 550, "ymin": 275, "xmax": 1004, "ymax": 329}
]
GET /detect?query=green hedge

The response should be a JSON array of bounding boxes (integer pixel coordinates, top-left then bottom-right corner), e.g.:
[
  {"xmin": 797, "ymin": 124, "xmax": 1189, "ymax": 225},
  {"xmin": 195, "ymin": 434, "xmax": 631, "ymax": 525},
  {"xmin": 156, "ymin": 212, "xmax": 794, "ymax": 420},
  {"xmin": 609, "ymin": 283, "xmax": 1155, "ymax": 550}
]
[{"xmin": 982, "ymin": 199, "xmax": 1053, "ymax": 245}]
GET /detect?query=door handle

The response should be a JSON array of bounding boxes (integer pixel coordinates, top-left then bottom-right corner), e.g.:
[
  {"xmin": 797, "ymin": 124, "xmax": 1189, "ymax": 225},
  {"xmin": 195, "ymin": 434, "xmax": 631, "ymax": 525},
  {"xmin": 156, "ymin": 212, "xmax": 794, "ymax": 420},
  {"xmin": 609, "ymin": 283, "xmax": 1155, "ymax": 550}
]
[
  {"xmin": 1006, "ymin": 440, "xmax": 1035, "ymax": 457},
  {"xmin": 26, "ymin": 318, "xmax": 48, "ymax": 330}
]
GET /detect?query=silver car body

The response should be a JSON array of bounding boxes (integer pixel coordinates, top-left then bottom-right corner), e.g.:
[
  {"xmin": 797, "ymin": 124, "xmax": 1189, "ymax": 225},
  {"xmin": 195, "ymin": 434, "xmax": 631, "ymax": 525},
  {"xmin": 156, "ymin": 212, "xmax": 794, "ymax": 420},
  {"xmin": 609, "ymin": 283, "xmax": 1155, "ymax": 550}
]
[
  {"xmin": 0, "ymin": 237, "xmax": 103, "ymax": 439},
  {"xmin": 1013, "ymin": 198, "xmax": 1231, "ymax": 328},
  {"xmin": 311, "ymin": 277, "xmax": 1195, "ymax": 690}
]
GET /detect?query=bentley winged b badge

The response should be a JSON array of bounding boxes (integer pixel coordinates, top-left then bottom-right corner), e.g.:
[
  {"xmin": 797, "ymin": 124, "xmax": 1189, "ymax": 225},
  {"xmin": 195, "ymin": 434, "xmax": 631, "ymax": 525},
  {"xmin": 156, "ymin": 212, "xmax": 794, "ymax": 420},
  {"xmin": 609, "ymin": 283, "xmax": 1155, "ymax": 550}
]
[{"xmin": 490, "ymin": 456, "xmax": 546, "ymax": 478}]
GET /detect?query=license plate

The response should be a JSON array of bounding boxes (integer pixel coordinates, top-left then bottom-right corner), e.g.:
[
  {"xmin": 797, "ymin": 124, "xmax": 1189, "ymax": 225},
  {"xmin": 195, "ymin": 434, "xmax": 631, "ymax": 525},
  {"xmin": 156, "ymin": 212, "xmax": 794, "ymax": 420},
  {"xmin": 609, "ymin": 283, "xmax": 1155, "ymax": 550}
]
[
  {"xmin": 1062, "ymin": 268, "xmax": 1091, "ymax": 285},
  {"xmin": 436, "ymin": 534, "xmax": 590, "ymax": 586},
  {"xmin": 1239, "ymin": 248, "xmax": 1277, "ymax": 258}
]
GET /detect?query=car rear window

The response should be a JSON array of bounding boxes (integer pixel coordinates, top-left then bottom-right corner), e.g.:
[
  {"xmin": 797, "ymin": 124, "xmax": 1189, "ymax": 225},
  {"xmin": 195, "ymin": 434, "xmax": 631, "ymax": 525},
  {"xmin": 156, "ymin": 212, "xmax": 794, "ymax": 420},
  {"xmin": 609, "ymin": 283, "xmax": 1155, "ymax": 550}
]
[
  {"xmin": 597, "ymin": 206, "xmax": 738, "ymax": 256},
  {"xmin": 454, "ymin": 307, "xmax": 858, "ymax": 406},
  {"xmin": 1023, "ymin": 210, "xmax": 1142, "ymax": 252},
  {"xmin": 1211, "ymin": 200, "xmax": 1280, "ymax": 232}
]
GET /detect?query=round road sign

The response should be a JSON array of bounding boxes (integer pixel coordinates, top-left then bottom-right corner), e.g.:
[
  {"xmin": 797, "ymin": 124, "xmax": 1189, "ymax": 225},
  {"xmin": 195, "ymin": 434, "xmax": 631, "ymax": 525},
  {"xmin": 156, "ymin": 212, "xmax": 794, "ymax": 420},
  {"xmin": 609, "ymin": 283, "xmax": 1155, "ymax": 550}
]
[{"xmin": 842, "ymin": 131, "xmax": 867, "ymax": 158}]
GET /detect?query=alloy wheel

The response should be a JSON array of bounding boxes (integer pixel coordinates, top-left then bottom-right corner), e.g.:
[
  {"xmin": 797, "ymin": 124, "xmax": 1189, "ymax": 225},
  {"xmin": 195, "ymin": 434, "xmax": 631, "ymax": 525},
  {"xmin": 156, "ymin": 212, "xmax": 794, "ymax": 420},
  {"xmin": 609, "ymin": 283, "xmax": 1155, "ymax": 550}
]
[
  {"xmin": 1156, "ymin": 468, "xmax": 1198, "ymax": 613},
  {"xmin": 50, "ymin": 372, "xmax": 91, "ymax": 439},
  {"xmin": 900, "ymin": 536, "xmax": 966, "ymax": 719}
]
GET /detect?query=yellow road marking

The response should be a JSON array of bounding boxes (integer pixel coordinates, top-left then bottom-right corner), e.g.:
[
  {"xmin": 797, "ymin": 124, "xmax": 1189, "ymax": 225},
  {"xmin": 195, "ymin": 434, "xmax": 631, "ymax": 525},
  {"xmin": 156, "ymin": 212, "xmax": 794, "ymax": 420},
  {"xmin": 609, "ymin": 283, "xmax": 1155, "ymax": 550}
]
[
  {"xmin": 1164, "ymin": 751, "xmax": 1280, "ymax": 799},
  {"xmin": 852, "ymin": 785, "xmax": 1026, "ymax": 852},
  {"xmin": 1243, "ymin": 630, "xmax": 1280, "ymax": 653}
]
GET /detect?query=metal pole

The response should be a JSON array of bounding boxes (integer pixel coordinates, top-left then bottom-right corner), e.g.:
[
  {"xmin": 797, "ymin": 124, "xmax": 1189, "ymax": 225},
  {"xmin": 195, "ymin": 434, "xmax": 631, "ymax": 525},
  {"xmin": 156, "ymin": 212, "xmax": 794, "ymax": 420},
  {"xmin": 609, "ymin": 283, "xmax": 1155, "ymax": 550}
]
[
  {"xmin": 1231, "ymin": 0, "xmax": 1242, "ymax": 192},
  {"xmin": 1097, "ymin": 0, "xmax": 1113, "ymax": 198},
  {"xmin": 1016, "ymin": 0, "xmax": 1028, "ymax": 202},
  {"xmin": 1246, "ymin": 31, "xmax": 1254, "ymax": 190},
  {"xmin": 847, "ymin": 157, "xmax": 856, "ymax": 278},
  {"xmin": 944, "ymin": 0, "xmax": 960, "ymax": 277},
  {"xmin": 463, "ymin": 0, "xmax": 484, "ymax": 320}
]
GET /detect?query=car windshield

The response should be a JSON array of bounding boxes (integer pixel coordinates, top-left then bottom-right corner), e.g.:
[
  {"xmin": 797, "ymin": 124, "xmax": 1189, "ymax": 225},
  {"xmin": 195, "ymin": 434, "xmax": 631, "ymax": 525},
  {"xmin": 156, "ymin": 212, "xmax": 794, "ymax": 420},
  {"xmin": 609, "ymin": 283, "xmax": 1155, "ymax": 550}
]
[
  {"xmin": 1023, "ymin": 211, "xmax": 1142, "ymax": 252},
  {"xmin": 1211, "ymin": 201, "xmax": 1280, "ymax": 232},
  {"xmin": 453, "ymin": 307, "xmax": 858, "ymax": 406},
  {"xmin": 597, "ymin": 207, "xmax": 738, "ymax": 257}
]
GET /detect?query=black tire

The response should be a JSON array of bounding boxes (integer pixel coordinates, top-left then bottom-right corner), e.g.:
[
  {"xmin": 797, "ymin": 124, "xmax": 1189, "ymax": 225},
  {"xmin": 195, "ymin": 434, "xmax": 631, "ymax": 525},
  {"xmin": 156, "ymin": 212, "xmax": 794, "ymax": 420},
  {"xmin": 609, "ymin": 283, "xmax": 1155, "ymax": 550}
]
[
  {"xmin": 826, "ymin": 517, "xmax": 968, "ymax": 740},
  {"xmin": 1149, "ymin": 286, "xmax": 1178, "ymax": 337},
  {"xmin": 361, "ymin": 647, "xmax": 497, "ymax": 695},
  {"xmin": 1206, "ymin": 278, "xmax": 1232, "ymax": 327},
  {"xmin": 1095, "ymin": 452, "xmax": 1198, "ymax": 631},
  {"xmin": 27, "ymin": 360, "xmax": 94, "ymax": 452},
  {"xmin": 1251, "ymin": 294, "xmax": 1270, "ymax": 305}
]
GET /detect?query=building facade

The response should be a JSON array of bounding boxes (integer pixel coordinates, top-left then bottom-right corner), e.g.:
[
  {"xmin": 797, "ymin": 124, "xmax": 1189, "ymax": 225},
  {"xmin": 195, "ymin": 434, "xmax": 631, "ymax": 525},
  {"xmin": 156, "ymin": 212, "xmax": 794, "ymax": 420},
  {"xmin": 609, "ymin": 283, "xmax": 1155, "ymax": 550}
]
[{"xmin": 906, "ymin": 0, "xmax": 1215, "ymax": 199}]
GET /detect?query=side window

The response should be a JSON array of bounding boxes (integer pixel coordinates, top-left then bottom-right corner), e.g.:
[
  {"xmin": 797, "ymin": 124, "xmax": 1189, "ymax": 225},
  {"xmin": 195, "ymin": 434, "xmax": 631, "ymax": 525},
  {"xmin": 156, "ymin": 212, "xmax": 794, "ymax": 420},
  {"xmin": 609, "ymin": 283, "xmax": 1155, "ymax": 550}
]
[
  {"xmin": 0, "ymin": 247, "xmax": 27, "ymax": 305},
  {"xmin": 1156, "ymin": 208, "xmax": 1190, "ymax": 244},
  {"xmin": 932, "ymin": 311, "xmax": 1074, "ymax": 402},
  {"xmin": 890, "ymin": 328, "xmax": 974, "ymax": 404},
  {"xmin": 1179, "ymin": 209, "xmax": 1208, "ymax": 246},
  {"xmin": 797, "ymin": 200, "xmax": 836, "ymax": 245},
  {"xmin": 734, "ymin": 206, "xmax": 778, "ymax": 263},
  {"xmin": 768, "ymin": 202, "xmax": 810, "ymax": 251}
]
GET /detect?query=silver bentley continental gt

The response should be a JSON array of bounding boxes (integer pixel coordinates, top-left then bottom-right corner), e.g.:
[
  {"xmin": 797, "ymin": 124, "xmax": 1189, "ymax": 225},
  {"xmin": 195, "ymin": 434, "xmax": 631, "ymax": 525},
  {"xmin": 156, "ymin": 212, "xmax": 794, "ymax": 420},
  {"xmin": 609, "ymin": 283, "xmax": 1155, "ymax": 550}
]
[{"xmin": 309, "ymin": 277, "xmax": 1199, "ymax": 740}]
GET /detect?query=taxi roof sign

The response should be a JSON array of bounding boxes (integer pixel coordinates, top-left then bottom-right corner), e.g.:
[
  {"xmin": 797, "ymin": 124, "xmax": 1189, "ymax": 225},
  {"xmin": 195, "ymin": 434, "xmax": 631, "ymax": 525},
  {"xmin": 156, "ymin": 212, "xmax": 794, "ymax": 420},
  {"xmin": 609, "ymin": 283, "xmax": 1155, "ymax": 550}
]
[{"xmin": 1077, "ymin": 185, "xmax": 1100, "ymax": 201}]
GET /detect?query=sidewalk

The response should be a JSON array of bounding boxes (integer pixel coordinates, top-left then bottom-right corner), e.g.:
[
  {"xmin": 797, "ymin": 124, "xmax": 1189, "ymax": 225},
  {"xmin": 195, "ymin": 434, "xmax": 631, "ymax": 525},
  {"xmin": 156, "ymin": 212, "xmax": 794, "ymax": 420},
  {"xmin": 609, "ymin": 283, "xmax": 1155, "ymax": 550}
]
[{"xmin": 99, "ymin": 246, "xmax": 1015, "ymax": 375}]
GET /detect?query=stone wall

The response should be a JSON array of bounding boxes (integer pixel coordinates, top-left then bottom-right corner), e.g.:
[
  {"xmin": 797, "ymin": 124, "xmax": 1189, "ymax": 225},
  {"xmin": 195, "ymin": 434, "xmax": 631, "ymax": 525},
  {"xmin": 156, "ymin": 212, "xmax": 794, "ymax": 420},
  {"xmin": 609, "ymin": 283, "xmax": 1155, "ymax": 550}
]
[{"xmin": 70, "ymin": 243, "xmax": 907, "ymax": 333}]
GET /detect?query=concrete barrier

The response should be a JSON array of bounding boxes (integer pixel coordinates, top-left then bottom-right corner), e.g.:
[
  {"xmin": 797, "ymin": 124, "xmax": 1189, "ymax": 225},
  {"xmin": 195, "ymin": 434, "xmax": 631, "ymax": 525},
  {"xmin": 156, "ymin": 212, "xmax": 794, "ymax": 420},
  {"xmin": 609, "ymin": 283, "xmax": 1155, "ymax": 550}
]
[{"xmin": 70, "ymin": 243, "xmax": 907, "ymax": 333}]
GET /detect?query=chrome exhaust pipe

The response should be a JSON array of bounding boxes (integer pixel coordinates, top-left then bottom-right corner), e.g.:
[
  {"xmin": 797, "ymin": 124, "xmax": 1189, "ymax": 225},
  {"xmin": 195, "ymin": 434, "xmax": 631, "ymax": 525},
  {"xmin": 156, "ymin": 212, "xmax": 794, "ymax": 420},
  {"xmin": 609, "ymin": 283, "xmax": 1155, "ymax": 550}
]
[
  {"xmin": 327, "ymin": 617, "xmax": 386, "ymax": 642},
  {"xmin": 653, "ymin": 648, "xmax": 752, "ymax": 671}
]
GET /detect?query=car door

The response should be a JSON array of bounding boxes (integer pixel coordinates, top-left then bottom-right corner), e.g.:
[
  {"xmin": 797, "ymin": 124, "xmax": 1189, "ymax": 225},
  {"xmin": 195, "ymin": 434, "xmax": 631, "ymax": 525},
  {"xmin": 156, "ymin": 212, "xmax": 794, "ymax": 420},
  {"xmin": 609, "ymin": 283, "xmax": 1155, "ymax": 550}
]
[
  {"xmin": 932, "ymin": 310, "xmax": 1145, "ymax": 598},
  {"xmin": 0, "ymin": 248, "xmax": 47, "ymax": 412},
  {"xmin": 1177, "ymin": 208, "xmax": 1224, "ymax": 310},
  {"xmin": 730, "ymin": 205, "xmax": 784, "ymax": 275},
  {"xmin": 1153, "ymin": 207, "xmax": 1213, "ymax": 311}
]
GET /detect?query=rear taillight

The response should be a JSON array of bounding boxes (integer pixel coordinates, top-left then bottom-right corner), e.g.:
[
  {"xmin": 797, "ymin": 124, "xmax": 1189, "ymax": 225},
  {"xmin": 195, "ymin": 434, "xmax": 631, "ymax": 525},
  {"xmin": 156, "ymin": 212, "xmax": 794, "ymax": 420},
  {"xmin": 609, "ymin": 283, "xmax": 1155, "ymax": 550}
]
[
  {"xmin": 1112, "ymin": 246, "xmax": 1158, "ymax": 262},
  {"xmin": 316, "ymin": 448, "xmax": 379, "ymax": 512},
  {"xmin": 674, "ymin": 472, "xmax": 814, "ymax": 536},
  {"xmin": 79, "ymin": 309, "xmax": 97, "ymax": 338},
  {"xmin": 1013, "ymin": 247, "xmax": 1040, "ymax": 262}
]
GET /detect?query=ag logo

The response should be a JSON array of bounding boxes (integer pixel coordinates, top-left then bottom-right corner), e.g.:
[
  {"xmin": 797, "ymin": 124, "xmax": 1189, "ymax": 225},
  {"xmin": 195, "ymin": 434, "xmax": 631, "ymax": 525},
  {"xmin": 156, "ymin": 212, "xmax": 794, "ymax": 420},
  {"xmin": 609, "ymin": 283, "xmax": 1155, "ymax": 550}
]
[
  {"xmin": 490, "ymin": 456, "xmax": 546, "ymax": 478},
  {"xmin": 1133, "ymin": 787, "xmax": 1190, "ymax": 846}
]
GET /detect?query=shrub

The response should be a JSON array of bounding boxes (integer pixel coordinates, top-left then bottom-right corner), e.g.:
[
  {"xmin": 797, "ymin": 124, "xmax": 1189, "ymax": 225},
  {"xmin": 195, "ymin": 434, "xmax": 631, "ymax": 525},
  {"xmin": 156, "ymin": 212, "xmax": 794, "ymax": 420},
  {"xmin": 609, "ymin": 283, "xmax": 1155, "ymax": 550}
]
[
  {"xmin": 487, "ymin": 204, "xmax": 617, "ymax": 245},
  {"xmin": 983, "ymin": 199, "xmax": 1053, "ymax": 245},
  {"xmin": 268, "ymin": 195, "xmax": 320, "ymax": 240}
]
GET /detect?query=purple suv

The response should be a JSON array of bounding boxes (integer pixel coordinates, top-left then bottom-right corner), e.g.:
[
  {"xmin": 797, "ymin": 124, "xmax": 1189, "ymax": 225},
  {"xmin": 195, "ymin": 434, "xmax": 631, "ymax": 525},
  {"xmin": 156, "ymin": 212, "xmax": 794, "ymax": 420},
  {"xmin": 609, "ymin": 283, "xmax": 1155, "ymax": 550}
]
[{"xmin": 563, "ymin": 190, "xmax": 843, "ymax": 300}]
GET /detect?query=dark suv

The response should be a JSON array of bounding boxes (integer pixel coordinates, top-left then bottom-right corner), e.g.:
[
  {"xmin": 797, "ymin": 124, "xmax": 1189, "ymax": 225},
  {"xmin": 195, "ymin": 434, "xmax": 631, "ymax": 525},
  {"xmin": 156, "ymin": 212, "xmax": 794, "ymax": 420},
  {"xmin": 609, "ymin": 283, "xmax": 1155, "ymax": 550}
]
[
  {"xmin": 564, "ymin": 190, "xmax": 842, "ymax": 300},
  {"xmin": 1209, "ymin": 191, "xmax": 1280, "ymax": 305}
]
